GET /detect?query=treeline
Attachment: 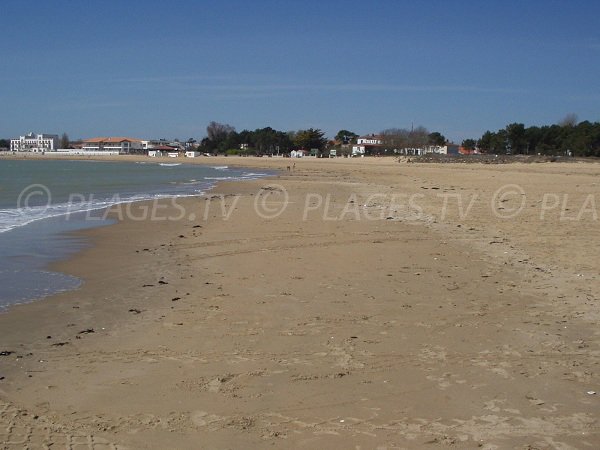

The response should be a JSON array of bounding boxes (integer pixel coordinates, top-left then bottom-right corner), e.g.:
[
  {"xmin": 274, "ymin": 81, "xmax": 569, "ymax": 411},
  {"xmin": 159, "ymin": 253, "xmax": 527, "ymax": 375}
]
[
  {"xmin": 473, "ymin": 119, "xmax": 600, "ymax": 157},
  {"xmin": 199, "ymin": 121, "xmax": 327, "ymax": 155},
  {"xmin": 380, "ymin": 127, "xmax": 446, "ymax": 150},
  {"xmin": 197, "ymin": 121, "xmax": 450, "ymax": 156}
]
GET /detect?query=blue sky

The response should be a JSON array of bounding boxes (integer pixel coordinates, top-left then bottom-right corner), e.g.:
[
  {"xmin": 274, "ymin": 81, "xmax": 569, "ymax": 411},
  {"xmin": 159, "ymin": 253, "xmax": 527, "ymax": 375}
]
[{"xmin": 2, "ymin": 0, "xmax": 599, "ymax": 143}]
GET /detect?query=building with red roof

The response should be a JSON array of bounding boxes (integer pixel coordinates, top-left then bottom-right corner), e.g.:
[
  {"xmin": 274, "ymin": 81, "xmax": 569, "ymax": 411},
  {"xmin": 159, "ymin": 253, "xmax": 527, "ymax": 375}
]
[{"xmin": 82, "ymin": 137, "xmax": 143, "ymax": 154}]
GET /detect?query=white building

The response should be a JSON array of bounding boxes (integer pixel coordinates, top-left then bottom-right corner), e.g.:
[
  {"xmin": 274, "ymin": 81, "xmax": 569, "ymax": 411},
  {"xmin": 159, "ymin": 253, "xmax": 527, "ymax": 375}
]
[
  {"xmin": 148, "ymin": 145, "xmax": 179, "ymax": 157},
  {"xmin": 290, "ymin": 149, "xmax": 308, "ymax": 158},
  {"xmin": 142, "ymin": 139, "xmax": 186, "ymax": 151},
  {"xmin": 82, "ymin": 137, "xmax": 143, "ymax": 154},
  {"xmin": 395, "ymin": 144, "xmax": 460, "ymax": 156},
  {"xmin": 357, "ymin": 135, "xmax": 383, "ymax": 146},
  {"xmin": 10, "ymin": 132, "xmax": 59, "ymax": 152},
  {"xmin": 352, "ymin": 135, "xmax": 384, "ymax": 156}
]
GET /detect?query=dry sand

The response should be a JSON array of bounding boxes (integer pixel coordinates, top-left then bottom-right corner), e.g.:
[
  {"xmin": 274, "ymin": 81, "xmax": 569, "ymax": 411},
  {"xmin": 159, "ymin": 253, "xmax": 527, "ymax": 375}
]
[{"xmin": 0, "ymin": 156, "xmax": 599, "ymax": 448}]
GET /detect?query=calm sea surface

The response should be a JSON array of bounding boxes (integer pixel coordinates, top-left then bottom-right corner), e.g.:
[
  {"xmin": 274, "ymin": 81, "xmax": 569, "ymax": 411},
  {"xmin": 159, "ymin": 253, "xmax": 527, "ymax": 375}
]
[{"xmin": 0, "ymin": 159, "xmax": 270, "ymax": 309}]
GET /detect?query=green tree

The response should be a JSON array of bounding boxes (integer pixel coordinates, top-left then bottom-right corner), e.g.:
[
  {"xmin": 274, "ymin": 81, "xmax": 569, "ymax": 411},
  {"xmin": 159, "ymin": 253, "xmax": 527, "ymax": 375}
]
[
  {"xmin": 476, "ymin": 120, "xmax": 600, "ymax": 157},
  {"xmin": 256, "ymin": 127, "xmax": 279, "ymax": 154},
  {"xmin": 477, "ymin": 131, "xmax": 494, "ymax": 152},
  {"xmin": 294, "ymin": 128, "xmax": 327, "ymax": 151},
  {"xmin": 428, "ymin": 132, "xmax": 446, "ymax": 146},
  {"xmin": 199, "ymin": 137, "xmax": 216, "ymax": 153},
  {"xmin": 461, "ymin": 139, "xmax": 476, "ymax": 150},
  {"xmin": 219, "ymin": 131, "xmax": 241, "ymax": 153},
  {"xmin": 539, "ymin": 125, "xmax": 563, "ymax": 155},
  {"xmin": 248, "ymin": 127, "xmax": 292, "ymax": 155},
  {"xmin": 203, "ymin": 121, "xmax": 236, "ymax": 154},
  {"xmin": 485, "ymin": 129, "xmax": 508, "ymax": 154},
  {"xmin": 505, "ymin": 123, "xmax": 527, "ymax": 154},
  {"xmin": 335, "ymin": 130, "xmax": 358, "ymax": 144},
  {"xmin": 524, "ymin": 126, "xmax": 542, "ymax": 154}
]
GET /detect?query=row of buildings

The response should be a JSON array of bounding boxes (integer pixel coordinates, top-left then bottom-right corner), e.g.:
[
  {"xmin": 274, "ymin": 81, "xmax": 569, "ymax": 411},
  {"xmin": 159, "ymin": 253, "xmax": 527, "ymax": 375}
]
[
  {"xmin": 350, "ymin": 135, "xmax": 474, "ymax": 156},
  {"xmin": 8, "ymin": 132, "xmax": 475, "ymax": 158},
  {"xmin": 8, "ymin": 133, "xmax": 200, "ymax": 157}
]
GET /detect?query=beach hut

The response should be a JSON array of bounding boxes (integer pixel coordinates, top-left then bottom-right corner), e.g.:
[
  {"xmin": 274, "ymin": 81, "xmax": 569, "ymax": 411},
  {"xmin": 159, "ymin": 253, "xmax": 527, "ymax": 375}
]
[{"xmin": 148, "ymin": 145, "xmax": 177, "ymax": 157}]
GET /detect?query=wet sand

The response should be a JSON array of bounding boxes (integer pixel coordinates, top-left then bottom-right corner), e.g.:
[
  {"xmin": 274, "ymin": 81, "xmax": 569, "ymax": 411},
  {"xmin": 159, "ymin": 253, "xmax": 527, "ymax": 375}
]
[{"xmin": 0, "ymin": 156, "xmax": 599, "ymax": 448}]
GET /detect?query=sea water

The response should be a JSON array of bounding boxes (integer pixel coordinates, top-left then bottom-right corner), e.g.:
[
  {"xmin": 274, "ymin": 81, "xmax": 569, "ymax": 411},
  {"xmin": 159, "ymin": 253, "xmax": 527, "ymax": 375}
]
[{"xmin": 0, "ymin": 158, "xmax": 270, "ymax": 310}]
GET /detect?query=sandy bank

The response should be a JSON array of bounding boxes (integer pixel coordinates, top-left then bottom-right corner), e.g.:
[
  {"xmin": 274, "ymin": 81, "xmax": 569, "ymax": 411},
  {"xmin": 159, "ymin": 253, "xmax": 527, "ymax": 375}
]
[{"xmin": 0, "ymin": 158, "xmax": 599, "ymax": 448}]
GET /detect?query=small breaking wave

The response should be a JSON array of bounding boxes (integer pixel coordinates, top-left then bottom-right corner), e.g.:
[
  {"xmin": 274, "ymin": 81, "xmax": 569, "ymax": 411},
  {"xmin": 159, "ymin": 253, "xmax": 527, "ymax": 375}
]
[{"xmin": 0, "ymin": 165, "xmax": 272, "ymax": 234}]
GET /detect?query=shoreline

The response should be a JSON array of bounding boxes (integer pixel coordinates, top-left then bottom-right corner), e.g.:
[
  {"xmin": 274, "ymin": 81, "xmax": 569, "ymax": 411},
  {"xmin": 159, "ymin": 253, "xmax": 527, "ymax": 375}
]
[
  {"xmin": 0, "ymin": 159, "xmax": 277, "ymax": 310},
  {"xmin": 1, "ymin": 158, "xmax": 599, "ymax": 447}
]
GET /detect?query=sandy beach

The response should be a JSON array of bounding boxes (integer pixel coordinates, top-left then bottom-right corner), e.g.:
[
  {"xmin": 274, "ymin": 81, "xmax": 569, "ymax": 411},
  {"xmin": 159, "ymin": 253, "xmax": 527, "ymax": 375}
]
[{"xmin": 1, "ymin": 156, "xmax": 599, "ymax": 448}]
